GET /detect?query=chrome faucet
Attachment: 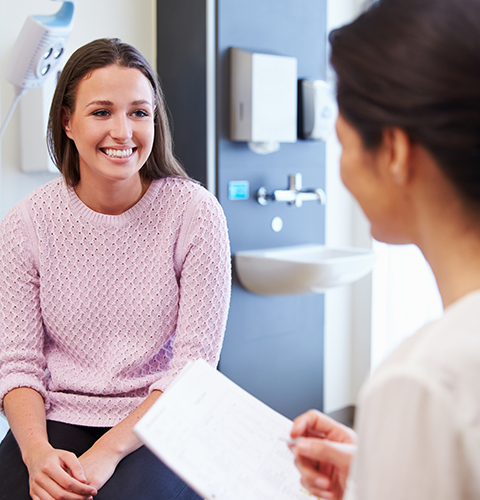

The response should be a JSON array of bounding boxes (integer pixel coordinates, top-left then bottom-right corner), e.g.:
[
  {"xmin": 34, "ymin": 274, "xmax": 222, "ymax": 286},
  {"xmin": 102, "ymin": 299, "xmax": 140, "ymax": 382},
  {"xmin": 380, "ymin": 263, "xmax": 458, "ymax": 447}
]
[{"xmin": 256, "ymin": 173, "xmax": 326, "ymax": 207}]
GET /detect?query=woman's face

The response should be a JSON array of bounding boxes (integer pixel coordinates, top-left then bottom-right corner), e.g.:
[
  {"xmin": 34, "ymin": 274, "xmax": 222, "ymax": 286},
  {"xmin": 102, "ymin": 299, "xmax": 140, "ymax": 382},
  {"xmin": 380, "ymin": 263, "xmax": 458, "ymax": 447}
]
[
  {"xmin": 63, "ymin": 65, "xmax": 155, "ymax": 187},
  {"xmin": 336, "ymin": 113, "xmax": 410, "ymax": 244}
]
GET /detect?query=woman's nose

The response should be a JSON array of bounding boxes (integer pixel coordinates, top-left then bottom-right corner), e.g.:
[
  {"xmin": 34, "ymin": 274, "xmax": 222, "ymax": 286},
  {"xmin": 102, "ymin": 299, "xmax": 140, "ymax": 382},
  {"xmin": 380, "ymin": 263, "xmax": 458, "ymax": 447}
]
[{"xmin": 110, "ymin": 115, "xmax": 132, "ymax": 142}]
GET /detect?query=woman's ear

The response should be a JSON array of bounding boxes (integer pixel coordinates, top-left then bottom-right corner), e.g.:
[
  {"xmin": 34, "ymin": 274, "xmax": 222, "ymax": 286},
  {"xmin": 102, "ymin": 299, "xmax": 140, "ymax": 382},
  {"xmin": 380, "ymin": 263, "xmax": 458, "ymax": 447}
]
[
  {"xmin": 62, "ymin": 106, "xmax": 73, "ymax": 139},
  {"xmin": 382, "ymin": 127, "xmax": 412, "ymax": 185}
]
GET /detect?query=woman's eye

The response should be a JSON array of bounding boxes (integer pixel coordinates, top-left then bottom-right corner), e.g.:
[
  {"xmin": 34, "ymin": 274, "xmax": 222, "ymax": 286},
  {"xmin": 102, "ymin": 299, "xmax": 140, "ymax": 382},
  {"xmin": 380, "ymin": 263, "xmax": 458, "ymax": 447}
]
[
  {"xmin": 92, "ymin": 109, "xmax": 109, "ymax": 117},
  {"xmin": 133, "ymin": 109, "xmax": 149, "ymax": 118}
]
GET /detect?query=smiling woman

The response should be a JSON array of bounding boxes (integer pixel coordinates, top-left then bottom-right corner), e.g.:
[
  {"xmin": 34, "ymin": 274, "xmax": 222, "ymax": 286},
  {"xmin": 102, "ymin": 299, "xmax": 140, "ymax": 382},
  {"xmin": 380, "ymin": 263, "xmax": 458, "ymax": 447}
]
[
  {"xmin": 62, "ymin": 65, "xmax": 155, "ymax": 214},
  {"xmin": 0, "ymin": 39, "xmax": 231, "ymax": 500}
]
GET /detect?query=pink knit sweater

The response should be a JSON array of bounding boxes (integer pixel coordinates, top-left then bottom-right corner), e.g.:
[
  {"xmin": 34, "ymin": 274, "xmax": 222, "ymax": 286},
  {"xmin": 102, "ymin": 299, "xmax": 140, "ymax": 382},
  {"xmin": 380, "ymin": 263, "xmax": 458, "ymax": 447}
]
[{"xmin": 0, "ymin": 177, "xmax": 231, "ymax": 427}]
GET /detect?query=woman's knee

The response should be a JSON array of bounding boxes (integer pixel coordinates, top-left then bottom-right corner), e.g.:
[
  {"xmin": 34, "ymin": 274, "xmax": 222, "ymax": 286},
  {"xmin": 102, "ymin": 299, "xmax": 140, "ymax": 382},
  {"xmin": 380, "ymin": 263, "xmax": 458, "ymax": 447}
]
[
  {"xmin": 96, "ymin": 445, "xmax": 201, "ymax": 500},
  {"xmin": 0, "ymin": 430, "xmax": 31, "ymax": 500}
]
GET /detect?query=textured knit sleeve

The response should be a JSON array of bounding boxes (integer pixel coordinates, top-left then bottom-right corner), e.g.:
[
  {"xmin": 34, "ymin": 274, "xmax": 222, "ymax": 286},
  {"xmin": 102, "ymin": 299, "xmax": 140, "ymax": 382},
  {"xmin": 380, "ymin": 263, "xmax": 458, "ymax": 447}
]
[
  {"xmin": 150, "ymin": 189, "xmax": 231, "ymax": 393},
  {"xmin": 0, "ymin": 204, "xmax": 48, "ymax": 414}
]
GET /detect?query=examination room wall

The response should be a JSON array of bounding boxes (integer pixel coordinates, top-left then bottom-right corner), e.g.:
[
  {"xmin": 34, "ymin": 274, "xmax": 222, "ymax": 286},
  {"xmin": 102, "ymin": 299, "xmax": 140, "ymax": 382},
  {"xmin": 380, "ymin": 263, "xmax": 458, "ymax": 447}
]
[{"xmin": 0, "ymin": 0, "xmax": 370, "ymax": 440}]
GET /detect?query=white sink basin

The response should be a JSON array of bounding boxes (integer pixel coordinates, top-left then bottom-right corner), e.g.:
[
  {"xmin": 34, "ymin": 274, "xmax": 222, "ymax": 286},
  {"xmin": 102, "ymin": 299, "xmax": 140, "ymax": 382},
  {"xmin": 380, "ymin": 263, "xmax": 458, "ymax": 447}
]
[{"xmin": 235, "ymin": 244, "xmax": 376, "ymax": 296}]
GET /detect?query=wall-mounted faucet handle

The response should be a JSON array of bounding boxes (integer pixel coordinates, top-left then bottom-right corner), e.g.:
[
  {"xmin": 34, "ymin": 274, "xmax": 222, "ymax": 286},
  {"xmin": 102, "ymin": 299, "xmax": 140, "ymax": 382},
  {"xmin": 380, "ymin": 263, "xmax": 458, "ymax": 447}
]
[
  {"xmin": 256, "ymin": 172, "xmax": 326, "ymax": 207},
  {"xmin": 289, "ymin": 173, "xmax": 302, "ymax": 191},
  {"xmin": 256, "ymin": 186, "xmax": 273, "ymax": 206},
  {"xmin": 314, "ymin": 188, "xmax": 326, "ymax": 204}
]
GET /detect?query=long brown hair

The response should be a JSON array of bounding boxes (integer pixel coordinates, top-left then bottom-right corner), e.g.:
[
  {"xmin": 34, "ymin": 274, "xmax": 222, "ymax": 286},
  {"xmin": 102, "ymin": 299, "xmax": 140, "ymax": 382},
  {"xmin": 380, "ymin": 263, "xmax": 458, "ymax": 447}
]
[
  {"xmin": 329, "ymin": 0, "xmax": 480, "ymax": 207},
  {"xmin": 47, "ymin": 38, "xmax": 189, "ymax": 186}
]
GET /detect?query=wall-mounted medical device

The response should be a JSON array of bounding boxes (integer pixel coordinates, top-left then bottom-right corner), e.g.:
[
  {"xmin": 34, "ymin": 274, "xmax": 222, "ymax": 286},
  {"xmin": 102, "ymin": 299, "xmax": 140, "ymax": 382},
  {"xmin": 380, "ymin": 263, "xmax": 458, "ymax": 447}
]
[
  {"xmin": 5, "ymin": 1, "xmax": 75, "ymax": 91},
  {"xmin": 0, "ymin": 0, "xmax": 76, "ymax": 155},
  {"xmin": 230, "ymin": 47, "xmax": 297, "ymax": 155},
  {"xmin": 299, "ymin": 79, "xmax": 337, "ymax": 141},
  {"xmin": 20, "ymin": 74, "xmax": 60, "ymax": 173}
]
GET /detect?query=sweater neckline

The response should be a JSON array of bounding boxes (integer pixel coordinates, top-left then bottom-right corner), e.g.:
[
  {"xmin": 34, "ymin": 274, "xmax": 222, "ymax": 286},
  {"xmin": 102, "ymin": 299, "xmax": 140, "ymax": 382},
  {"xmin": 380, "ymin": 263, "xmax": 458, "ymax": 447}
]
[{"xmin": 65, "ymin": 178, "xmax": 162, "ymax": 226}]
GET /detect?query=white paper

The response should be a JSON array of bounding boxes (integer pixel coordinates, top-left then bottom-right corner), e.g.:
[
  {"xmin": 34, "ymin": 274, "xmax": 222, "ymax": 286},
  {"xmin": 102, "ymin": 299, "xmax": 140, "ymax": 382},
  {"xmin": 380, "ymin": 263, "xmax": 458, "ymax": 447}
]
[{"xmin": 134, "ymin": 359, "xmax": 316, "ymax": 500}]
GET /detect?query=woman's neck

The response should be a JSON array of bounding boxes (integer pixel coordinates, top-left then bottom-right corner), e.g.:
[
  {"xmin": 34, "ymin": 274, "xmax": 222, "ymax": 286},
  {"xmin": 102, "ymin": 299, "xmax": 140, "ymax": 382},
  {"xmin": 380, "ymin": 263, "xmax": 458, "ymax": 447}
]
[
  {"xmin": 416, "ymin": 202, "xmax": 480, "ymax": 309},
  {"xmin": 74, "ymin": 175, "xmax": 151, "ymax": 215},
  {"xmin": 403, "ymin": 146, "xmax": 480, "ymax": 309}
]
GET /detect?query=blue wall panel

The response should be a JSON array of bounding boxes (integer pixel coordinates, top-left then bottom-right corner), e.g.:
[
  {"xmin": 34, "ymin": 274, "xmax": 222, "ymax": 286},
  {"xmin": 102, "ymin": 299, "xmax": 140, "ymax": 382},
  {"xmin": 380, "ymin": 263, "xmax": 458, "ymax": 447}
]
[
  {"xmin": 217, "ymin": 0, "xmax": 327, "ymax": 418},
  {"xmin": 157, "ymin": 0, "xmax": 327, "ymax": 418}
]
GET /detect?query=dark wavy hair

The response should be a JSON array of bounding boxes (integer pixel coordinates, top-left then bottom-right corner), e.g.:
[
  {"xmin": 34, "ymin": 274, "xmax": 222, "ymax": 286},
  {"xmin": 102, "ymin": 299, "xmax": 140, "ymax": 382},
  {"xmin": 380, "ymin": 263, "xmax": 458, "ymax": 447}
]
[
  {"xmin": 47, "ymin": 38, "xmax": 188, "ymax": 186},
  {"xmin": 329, "ymin": 0, "xmax": 480, "ymax": 207}
]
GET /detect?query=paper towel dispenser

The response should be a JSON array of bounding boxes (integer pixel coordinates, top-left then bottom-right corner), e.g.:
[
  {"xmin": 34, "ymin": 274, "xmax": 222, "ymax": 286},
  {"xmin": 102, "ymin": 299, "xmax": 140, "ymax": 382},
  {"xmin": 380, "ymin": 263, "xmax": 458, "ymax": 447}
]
[{"xmin": 229, "ymin": 47, "xmax": 297, "ymax": 154}]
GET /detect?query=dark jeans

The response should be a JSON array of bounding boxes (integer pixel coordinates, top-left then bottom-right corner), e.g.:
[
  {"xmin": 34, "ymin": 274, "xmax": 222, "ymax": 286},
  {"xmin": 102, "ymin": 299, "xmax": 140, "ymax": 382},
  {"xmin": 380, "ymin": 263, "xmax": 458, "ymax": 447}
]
[{"xmin": 0, "ymin": 420, "xmax": 201, "ymax": 500}]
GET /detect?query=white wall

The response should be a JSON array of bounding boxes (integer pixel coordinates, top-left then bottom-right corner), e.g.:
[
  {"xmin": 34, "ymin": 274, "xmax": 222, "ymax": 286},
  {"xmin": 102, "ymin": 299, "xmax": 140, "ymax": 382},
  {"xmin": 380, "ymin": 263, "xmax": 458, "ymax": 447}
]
[
  {"xmin": 371, "ymin": 243, "xmax": 443, "ymax": 371},
  {"xmin": 0, "ymin": 0, "xmax": 156, "ymax": 219},
  {"xmin": 323, "ymin": 0, "xmax": 370, "ymax": 414}
]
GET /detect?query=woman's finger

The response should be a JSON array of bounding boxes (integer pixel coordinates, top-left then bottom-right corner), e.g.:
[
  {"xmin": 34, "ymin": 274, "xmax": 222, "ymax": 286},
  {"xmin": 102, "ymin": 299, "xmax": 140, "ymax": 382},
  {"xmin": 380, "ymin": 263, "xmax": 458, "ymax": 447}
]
[
  {"xmin": 61, "ymin": 451, "xmax": 90, "ymax": 484},
  {"xmin": 292, "ymin": 409, "xmax": 357, "ymax": 446},
  {"xmin": 294, "ymin": 456, "xmax": 334, "ymax": 499},
  {"xmin": 33, "ymin": 453, "xmax": 97, "ymax": 499},
  {"xmin": 291, "ymin": 409, "xmax": 338, "ymax": 439},
  {"xmin": 300, "ymin": 477, "xmax": 335, "ymax": 500},
  {"xmin": 294, "ymin": 437, "xmax": 355, "ymax": 471},
  {"xmin": 294, "ymin": 455, "xmax": 330, "ymax": 486},
  {"xmin": 32, "ymin": 471, "xmax": 94, "ymax": 500}
]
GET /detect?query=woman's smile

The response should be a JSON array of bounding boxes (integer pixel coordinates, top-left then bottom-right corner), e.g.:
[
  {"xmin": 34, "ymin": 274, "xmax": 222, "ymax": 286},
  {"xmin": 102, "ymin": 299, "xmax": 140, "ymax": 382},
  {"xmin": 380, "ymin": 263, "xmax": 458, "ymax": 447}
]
[{"xmin": 101, "ymin": 147, "xmax": 137, "ymax": 159}]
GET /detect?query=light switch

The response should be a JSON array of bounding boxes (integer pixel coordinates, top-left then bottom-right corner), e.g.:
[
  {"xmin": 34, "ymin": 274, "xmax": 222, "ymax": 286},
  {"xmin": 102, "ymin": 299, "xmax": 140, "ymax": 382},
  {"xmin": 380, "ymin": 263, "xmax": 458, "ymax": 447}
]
[{"xmin": 228, "ymin": 180, "xmax": 250, "ymax": 201}]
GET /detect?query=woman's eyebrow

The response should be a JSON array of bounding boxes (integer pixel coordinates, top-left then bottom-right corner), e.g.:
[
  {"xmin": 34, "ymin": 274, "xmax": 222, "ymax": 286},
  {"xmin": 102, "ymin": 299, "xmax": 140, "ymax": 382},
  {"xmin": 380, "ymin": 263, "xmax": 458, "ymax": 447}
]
[
  {"xmin": 85, "ymin": 99, "xmax": 113, "ymax": 108},
  {"xmin": 85, "ymin": 99, "xmax": 152, "ymax": 108},
  {"xmin": 132, "ymin": 100, "xmax": 153, "ymax": 107}
]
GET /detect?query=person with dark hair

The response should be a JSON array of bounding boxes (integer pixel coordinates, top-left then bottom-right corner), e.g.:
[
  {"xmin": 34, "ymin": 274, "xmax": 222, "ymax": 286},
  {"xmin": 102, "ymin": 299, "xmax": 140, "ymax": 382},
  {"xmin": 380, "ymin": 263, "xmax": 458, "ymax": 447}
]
[
  {"xmin": 289, "ymin": 0, "xmax": 480, "ymax": 499},
  {"xmin": 0, "ymin": 38, "xmax": 231, "ymax": 500}
]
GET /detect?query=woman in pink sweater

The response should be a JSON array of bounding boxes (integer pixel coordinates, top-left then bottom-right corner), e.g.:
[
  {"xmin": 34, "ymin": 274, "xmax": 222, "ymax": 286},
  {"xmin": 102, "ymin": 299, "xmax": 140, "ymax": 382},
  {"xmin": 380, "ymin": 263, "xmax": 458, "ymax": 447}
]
[{"xmin": 0, "ymin": 38, "xmax": 231, "ymax": 500}]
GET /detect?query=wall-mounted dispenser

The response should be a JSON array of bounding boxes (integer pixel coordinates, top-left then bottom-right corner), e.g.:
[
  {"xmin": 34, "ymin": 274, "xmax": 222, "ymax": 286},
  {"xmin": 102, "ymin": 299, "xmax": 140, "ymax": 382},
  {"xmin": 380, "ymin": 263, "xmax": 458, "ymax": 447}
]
[
  {"xmin": 230, "ymin": 47, "xmax": 297, "ymax": 155},
  {"xmin": 300, "ymin": 80, "xmax": 337, "ymax": 141}
]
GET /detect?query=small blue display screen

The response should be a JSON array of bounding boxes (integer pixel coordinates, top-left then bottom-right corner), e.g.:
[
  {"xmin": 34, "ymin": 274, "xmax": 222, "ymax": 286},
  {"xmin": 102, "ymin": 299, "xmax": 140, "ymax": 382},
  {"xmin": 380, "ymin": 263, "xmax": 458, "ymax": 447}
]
[{"xmin": 228, "ymin": 180, "xmax": 250, "ymax": 201}]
